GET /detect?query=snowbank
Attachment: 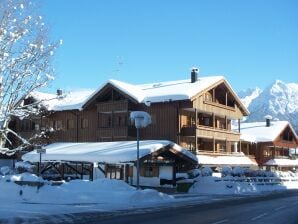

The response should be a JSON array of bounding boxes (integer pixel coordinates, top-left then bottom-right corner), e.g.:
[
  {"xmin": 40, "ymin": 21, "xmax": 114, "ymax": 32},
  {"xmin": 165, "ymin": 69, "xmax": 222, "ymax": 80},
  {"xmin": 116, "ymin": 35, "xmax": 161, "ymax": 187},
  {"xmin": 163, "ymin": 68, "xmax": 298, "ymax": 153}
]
[
  {"xmin": 189, "ymin": 175, "xmax": 298, "ymax": 195},
  {"xmin": 0, "ymin": 174, "xmax": 174, "ymax": 221}
]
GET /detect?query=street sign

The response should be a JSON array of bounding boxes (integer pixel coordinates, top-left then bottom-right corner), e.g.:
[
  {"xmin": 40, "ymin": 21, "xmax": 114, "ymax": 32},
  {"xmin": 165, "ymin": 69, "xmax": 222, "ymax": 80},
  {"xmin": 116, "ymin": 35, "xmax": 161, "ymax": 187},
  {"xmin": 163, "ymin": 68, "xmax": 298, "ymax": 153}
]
[{"xmin": 36, "ymin": 148, "xmax": 46, "ymax": 154}]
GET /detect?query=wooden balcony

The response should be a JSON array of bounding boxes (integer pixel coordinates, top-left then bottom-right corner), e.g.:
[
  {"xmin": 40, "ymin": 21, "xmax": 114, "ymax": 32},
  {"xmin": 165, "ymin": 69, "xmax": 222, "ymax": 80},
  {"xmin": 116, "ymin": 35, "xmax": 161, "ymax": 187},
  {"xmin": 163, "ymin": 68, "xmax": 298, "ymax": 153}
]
[
  {"xmin": 180, "ymin": 125, "xmax": 240, "ymax": 142},
  {"xmin": 196, "ymin": 150, "xmax": 255, "ymax": 158},
  {"xmin": 203, "ymin": 100, "xmax": 236, "ymax": 112},
  {"xmin": 193, "ymin": 100, "xmax": 242, "ymax": 119},
  {"xmin": 97, "ymin": 100, "xmax": 129, "ymax": 113}
]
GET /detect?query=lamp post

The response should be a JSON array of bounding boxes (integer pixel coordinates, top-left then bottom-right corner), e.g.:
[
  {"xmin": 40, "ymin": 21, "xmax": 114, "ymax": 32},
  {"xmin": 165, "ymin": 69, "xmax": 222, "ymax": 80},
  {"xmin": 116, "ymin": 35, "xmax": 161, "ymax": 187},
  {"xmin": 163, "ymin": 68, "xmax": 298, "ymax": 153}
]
[{"xmin": 130, "ymin": 111, "xmax": 151, "ymax": 189}]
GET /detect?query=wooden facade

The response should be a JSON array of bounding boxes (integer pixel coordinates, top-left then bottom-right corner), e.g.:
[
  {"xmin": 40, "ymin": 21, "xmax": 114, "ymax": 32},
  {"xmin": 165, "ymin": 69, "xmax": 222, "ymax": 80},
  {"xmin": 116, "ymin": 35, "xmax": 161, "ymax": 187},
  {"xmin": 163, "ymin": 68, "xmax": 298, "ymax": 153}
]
[{"xmin": 12, "ymin": 78, "xmax": 251, "ymax": 166}]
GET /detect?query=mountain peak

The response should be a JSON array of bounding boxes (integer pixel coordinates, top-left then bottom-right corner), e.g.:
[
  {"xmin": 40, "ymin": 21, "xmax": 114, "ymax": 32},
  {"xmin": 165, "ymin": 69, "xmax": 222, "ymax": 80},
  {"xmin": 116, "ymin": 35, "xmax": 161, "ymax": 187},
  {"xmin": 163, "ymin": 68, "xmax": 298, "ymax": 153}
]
[{"xmin": 239, "ymin": 79, "xmax": 298, "ymax": 133}]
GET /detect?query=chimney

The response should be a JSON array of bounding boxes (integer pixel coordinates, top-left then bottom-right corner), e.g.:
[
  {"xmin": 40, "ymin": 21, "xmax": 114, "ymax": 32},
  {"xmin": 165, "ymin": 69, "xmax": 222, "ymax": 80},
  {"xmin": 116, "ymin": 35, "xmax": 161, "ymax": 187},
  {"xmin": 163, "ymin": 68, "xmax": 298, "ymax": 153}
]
[
  {"xmin": 265, "ymin": 115, "xmax": 272, "ymax": 127},
  {"xmin": 57, "ymin": 89, "xmax": 63, "ymax": 96},
  {"xmin": 191, "ymin": 67, "xmax": 199, "ymax": 83}
]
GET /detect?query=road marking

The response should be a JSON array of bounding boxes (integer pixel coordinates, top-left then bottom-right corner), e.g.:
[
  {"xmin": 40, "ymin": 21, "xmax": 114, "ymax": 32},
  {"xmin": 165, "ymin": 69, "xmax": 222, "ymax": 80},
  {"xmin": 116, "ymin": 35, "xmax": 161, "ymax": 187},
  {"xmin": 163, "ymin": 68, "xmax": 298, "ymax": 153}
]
[
  {"xmin": 274, "ymin": 206, "xmax": 286, "ymax": 211},
  {"xmin": 251, "ymin": 213, "xmax": 268, "ymax": 221},
  {"xmin": 211, "ymin": 219, "xmax": 229, "ymax": 224}
]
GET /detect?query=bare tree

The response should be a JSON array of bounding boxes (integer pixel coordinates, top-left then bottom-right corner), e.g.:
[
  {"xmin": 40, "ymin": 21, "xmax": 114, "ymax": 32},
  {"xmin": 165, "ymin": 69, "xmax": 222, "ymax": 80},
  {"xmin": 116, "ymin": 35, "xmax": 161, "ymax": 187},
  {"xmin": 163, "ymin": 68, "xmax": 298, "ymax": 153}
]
[{"xmin": 0, "ymin": 0, "xmax": 60, "ymax": 154}]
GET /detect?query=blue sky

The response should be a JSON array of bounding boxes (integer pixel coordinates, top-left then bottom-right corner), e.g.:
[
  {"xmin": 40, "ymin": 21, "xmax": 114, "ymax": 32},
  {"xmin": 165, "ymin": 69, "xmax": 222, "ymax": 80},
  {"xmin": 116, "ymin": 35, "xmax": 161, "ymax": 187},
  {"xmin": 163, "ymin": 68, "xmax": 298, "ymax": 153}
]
[{"xmin": 42, "ymin": 0, "xmax": 298, "ymax": 92}]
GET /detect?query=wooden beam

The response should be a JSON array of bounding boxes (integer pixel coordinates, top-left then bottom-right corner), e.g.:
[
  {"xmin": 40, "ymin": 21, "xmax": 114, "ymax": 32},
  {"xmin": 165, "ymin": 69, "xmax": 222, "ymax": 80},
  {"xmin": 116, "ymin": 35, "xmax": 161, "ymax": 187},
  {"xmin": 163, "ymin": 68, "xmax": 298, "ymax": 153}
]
[
  {"xmin": 177, "ymin": 106, "xmax": 181, "ymax": 144},
  {"xmin": 195, "ymin": 108, "xmax": 198, "ymax": 152},
  {"xmin": 90, "ymin": 163, "xmax": 94, "ymax": 181},
  {"xmin": 61, "ymin": 163, "xmax": 65, "ymax": 180}
]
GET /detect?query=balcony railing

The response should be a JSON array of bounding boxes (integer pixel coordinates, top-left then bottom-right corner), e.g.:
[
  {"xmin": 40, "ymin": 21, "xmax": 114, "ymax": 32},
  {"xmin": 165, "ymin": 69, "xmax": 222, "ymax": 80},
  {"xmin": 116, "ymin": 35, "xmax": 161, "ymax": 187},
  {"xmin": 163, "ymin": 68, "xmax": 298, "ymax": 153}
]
[
  {"xmin": 196, "ymin": 150, "xmax": 253, "ymax": 157},
  {"xmin": 180, "ymin": 125, "xmax": 240, "ymax": 141},
  {"xmin": 97, "ymin": 100, "xmax": 129, "ymax": 113},
  {"xmin": 203, "ymin": 100, "xmax": 236, "ymax": 112}
]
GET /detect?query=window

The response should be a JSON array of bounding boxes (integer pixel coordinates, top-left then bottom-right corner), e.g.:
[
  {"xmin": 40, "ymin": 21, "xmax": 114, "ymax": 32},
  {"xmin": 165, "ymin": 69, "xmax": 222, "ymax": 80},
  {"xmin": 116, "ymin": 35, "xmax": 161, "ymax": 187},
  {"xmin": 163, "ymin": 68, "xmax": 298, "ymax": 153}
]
[
  {"xmin": 113, "ymin": 115, "xmax": 126, "ymax": 127},
  {"xmin": 282, "ymin": 132, "xmax": 293, "ymax": 142},
  {"xmin": 218, "ymin": 143, "xmax": 226, "ymax": 152},
  {"xmin": 56, "ymin": 120, "xmax": 63, "ymax": 130},
  {"xmin": 21, "ymin": 119, "xmax": 33, "ymax": 131},
  {"xmin": 81, "ymin": 118, "xmax": 88, "ymax": 129},
  {"xmin": 142, "ymin": 165, "xmax": 158, "ymax": 177},
  {"xmin": 151, "ymin": 114, "xmax": 156, "ymax": 125},
  {"xmin": 98, "ymin": 113, "xmax": 112, "ymax": 128},
  {"xmin": 49, "ymin": 120, "xmax": 63, "ymax": 130},
  {"xmin": 49, "ymin": 120, "xmax": 54, "ymax": 129},
  {"xmin": 203, "ymin": 117, "xmax": 210, "ymax": 126},
  {"xmin": 145, "ymin": 166, "xmax": 154, "ymax": 177},
  {"xmin": 67, "ymin": 119, "xmax": 75, "ymax": 129}
]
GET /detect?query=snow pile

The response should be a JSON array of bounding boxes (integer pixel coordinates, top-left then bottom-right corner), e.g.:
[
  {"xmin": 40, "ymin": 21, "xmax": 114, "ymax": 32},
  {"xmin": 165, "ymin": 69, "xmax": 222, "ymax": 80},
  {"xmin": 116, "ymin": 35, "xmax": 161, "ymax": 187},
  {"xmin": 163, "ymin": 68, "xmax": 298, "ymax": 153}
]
[
  {"xmin": 189, "ymin": 168, "xmax": 298, "ymax": 195},
  {"xmin": 10, "ymin": 172, "xmax": 42, "ymax": 182},
  {"xmin": 0, "ymin": 166, "xmax": 12, "ymax": 175},
  {"xmin": 129, "ymin": 189, "xmax": 173, "ymax": 204},
  {"xmin": 201, "ymin": 167, "xmax": 213, "ymax": 176},
  {"xmin": 0, "ymin": 174, "xmax": 174, "ymax": 221},
  {"xmin": 15, "ymin": 161, "xmax": 35, "ymax": 172}
]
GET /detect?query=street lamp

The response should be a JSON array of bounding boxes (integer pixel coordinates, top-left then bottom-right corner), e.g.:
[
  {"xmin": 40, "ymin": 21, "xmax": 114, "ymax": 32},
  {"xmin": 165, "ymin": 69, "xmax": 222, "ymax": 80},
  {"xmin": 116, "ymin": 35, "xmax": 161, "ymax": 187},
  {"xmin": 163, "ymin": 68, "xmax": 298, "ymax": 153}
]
[{"xmin": 130, "ymin": 111, "xmax": 151, "ymax": 189}]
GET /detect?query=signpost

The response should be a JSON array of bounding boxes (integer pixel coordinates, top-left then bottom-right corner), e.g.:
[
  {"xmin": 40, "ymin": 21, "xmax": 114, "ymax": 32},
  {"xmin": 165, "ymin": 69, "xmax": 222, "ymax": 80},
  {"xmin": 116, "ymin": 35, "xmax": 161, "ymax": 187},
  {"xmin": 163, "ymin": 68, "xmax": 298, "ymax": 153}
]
[{"xmin": 36, "ymin": 145, "xmax": 46, "ymax": 177}]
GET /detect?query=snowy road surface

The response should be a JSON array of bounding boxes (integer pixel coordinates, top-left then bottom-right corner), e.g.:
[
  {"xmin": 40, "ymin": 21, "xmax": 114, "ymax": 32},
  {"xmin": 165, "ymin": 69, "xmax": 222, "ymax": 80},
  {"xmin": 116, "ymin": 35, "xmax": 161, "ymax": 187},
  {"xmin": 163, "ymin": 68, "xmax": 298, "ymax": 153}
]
[{"xmin": 60, "ymin": 190, "xmax": 298, "ymax": 224}]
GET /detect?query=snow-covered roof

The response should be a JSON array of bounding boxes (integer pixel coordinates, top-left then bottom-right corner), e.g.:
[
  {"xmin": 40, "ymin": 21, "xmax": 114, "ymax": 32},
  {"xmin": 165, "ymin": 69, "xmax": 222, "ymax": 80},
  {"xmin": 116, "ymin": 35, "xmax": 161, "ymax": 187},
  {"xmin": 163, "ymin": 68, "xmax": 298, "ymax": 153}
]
[
  {"xmin": 26, "ymin": 75, "xmax": 247, "ymax": 114},
  {"xmin": 236, "ymin": 121, "xmax": 297, "ymax": 143},
  {"xmin": 137, "ymin": 77, "xmax": 224, "ymax": 103},
  {"xmin": 84, "ymin": 76, "xmax": 228, "ymax": 106},
  {"xmin": 265, "ymin": 158, "xmax": 298, "ymax": 167},
  {"xmin": 29, "ymin": 89, "xmax": 95, "ymax": 111},
  {"xmin": 197, "ymin": 154, "xmax": 258, "ymax": 167},
  {"xmin": 22, "ymin": 140, "xmax": 198, "ymax": 164}
]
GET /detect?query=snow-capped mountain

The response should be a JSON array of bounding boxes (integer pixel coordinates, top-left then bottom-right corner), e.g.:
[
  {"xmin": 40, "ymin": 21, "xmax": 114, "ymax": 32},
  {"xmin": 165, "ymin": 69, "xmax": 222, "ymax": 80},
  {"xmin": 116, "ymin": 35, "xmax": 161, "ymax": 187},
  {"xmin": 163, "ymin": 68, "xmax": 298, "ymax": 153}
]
[
  {"xmin": 239, "ymin": 80, "xmax": 298, "ymax": 133},
  {"xmin": 238, "ymin": 87, "xmax": 263, "ymax": 108}
]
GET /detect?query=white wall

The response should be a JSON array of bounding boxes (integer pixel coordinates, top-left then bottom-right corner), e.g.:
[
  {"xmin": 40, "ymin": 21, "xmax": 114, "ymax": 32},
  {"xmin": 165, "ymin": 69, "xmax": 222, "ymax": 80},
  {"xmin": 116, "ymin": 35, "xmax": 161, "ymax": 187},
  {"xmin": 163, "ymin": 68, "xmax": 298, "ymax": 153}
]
[
  {"xmin": 159, "ymin": 166, "xmax": 173, "ymax": 180},
  {"xmin": 131, "ymin": 165, "xmax": 174, "ymax": 187}
]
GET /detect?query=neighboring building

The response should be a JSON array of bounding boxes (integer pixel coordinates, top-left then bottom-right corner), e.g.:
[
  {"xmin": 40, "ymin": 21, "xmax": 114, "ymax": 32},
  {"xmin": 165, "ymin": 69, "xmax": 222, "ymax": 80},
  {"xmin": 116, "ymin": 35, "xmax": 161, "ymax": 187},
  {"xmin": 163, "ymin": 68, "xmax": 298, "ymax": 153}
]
[
  {"xmin": 238, "ymin": 118, "xmax": 298, "ymax": 171},
  {"xmin": 13, "ymin": 69, "xmax": 255, "ymax": 171},
  {"xmin": 22, "ymin": 140, "xmax": 197, "ymax": 188}
]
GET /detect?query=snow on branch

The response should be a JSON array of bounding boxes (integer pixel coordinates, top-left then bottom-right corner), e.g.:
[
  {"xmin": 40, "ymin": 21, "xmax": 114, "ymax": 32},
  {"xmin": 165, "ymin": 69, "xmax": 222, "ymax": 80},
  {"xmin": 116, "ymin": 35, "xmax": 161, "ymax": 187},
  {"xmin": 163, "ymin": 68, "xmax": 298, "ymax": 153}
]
[{"xmin": 0, "ymin": 0, "xmax": 60, "ymax": 153}]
